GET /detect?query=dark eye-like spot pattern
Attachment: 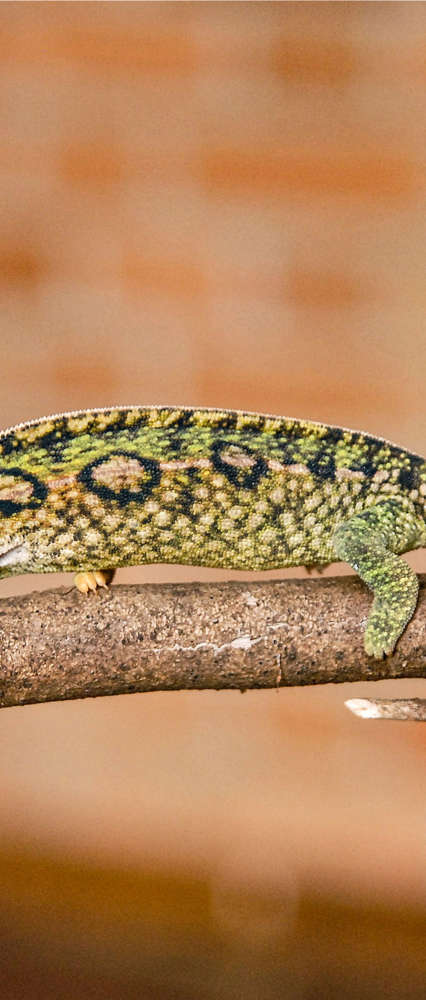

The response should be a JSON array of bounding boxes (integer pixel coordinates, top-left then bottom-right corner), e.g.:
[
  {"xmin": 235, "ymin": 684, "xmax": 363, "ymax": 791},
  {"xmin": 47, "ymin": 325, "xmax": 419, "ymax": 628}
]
[
  {"xmin": 398, "ymin": 462, "xmax": 419, "ymax": 492},
  {"xmin": 174, "ymin": 409, "xmax": 195, "ymax": 430},
  {"xmin": 78, "ymin": 452, "xmax": 161, "ymax": 506},
  {"xmin": 217, "ymin": 413, "xmax": 239, "ymax": 432},
  {"xmin": 358, "ymin": 459, "xmax": 377, "ymax": 480},
  {"xmin": 0, "ymin": 435, "xmax": 17, "ymax": 457},
  {"xmin": 37, "ymin": 419, "xmax": 71, "ymax": 456},
  {"xmin": 337, "ymin": 437, "xmax": 377, "ymax": 481},
  {"xmin": 0, "ymin": 466, "xmax": 48, "ymax": 516},
  {"xmin": 306, "ymin": 448, "xmax": 336, "ymax": 480},
  {"xmin": 326, "ymin": 426, "xmax": 345, "ymax": 446},
  {"xmin": 211, "ymin": 441, "xmax": 268, "ymax": 489}
]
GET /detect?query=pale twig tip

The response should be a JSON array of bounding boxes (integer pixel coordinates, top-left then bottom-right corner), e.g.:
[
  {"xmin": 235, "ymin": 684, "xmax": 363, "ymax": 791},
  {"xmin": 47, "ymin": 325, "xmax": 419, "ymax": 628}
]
[{"xmin": 345, "ymin": 697, "xmax": 426, "ymax": 721}]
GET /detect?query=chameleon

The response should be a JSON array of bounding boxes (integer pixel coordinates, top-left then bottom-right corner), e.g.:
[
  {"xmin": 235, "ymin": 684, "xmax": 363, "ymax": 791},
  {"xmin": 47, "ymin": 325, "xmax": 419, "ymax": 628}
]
[{"xmin": 0, "ymin": 405, "xmax": 424, "ymax": 659}]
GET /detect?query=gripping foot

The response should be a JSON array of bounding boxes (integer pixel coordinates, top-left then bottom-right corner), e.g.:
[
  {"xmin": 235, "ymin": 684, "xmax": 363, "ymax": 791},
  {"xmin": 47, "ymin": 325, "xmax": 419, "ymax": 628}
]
[
  {"xmin": 333, "ymin": 500, "xmax": 420, "ymax": 659},
  {"xmin": 74, "ymin": 569, "xmax": 116, "ymax": 594}
]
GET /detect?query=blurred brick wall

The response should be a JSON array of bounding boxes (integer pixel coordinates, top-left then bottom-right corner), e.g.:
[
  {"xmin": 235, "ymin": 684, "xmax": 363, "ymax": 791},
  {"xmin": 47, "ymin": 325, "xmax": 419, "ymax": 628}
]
[
  {"xmin": 0, "ymin": 2, "xmax": 424, "ymax": 450},
  {"xmin": 0, "ymin": 3, "xmax": 425, "ymax": 967}
]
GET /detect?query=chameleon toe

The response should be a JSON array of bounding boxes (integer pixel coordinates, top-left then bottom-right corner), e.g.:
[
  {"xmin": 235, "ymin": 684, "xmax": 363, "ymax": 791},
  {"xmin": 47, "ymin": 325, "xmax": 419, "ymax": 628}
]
[{"xmin": 74, "ymin": 569, "xmax": 115, "ymax": 594}]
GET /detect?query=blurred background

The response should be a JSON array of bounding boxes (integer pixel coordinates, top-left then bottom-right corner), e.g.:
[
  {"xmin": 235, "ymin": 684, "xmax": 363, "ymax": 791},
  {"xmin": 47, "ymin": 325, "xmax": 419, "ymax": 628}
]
[{"xmin": 0, "ymin": 3, "xmax": 425, "ymax": 997}]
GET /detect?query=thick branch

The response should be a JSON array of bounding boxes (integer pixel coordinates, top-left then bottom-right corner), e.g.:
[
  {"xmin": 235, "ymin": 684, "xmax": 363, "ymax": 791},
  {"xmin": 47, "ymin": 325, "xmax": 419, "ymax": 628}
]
[{"xmin": 0, "ymin": 576, "xmax": 424, "ymax": 709}]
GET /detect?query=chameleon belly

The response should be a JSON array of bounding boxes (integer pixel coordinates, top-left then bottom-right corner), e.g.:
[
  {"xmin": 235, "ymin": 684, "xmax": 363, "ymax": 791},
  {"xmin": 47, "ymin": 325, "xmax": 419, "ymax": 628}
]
[{"xmin": 0, "ymin": 406, "xmax": 424, "ymax": 658}]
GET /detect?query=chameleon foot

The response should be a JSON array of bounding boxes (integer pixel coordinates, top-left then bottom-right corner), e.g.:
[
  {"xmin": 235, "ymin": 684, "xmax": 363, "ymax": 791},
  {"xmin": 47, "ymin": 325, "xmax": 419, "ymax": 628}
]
[
  {"xmin": 363, "ymin": 582, "xmax": 418, "ymax": 659},
  {"xmin": 333, "ymin": 500, "xmax": 420, "ymax": 659},
  {"xmin": 304, "ymin": 563, "xmax": 328, "ymax": 575},
  {"xmin": 74, "ymin": 569, "xmax": 115, "ymax": 594}
]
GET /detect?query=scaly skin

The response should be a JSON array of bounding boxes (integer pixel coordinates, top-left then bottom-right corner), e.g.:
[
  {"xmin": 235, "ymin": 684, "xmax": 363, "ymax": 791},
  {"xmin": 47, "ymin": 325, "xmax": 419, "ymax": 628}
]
[{"xmin": 0, "ymin": 406, "xmax": 424, "ymax": 658}]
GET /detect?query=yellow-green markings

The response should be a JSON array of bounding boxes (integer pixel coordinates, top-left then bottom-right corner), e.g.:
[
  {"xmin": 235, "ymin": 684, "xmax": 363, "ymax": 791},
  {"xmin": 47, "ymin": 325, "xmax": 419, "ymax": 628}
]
[{"xmin": 0, "ymin": 406, "xmax": 424, "ymax": 658}]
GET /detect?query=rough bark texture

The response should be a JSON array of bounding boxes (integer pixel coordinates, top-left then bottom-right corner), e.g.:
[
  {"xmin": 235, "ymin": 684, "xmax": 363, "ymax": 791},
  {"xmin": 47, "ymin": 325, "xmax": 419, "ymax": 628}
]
[
  {"xmin": 0, "ymin": 575, "xmax": 424, "ymax": 709},
  {"xmin": 345, "ymin": 697, "xmax": 426, "ymax": 721}
]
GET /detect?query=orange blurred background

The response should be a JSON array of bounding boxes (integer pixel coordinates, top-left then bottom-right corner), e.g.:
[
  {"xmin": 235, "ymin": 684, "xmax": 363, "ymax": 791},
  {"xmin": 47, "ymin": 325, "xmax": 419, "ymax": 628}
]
[{"xmin": 0, "ymin": 3, "xmax": 425, "ymax": 997}]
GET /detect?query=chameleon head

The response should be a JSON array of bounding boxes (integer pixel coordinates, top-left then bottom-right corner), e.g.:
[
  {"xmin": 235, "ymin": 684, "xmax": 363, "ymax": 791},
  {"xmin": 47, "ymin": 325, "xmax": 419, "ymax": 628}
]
[{"xmin": 0, "ymin": 465, "xmax": 42, "ymax": 577}]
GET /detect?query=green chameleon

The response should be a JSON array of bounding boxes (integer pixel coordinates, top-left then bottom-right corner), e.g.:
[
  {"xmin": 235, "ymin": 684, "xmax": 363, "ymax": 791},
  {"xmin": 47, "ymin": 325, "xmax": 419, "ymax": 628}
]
[{"xmin": 0, "ymin": 406, "xmax": 424, "ymax": 659}]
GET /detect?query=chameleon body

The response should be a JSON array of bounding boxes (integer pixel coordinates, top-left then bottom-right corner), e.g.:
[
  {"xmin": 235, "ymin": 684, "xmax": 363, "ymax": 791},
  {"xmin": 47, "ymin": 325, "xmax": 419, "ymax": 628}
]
[{"xmin": 0, "ymin": 406, "xmax": 424, "ymax": 658}]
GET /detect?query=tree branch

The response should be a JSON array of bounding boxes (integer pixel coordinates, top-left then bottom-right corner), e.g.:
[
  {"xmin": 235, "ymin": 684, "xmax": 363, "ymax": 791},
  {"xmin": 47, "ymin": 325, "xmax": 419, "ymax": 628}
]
[
  {"xmin": 345, "ymin": 698, "xmax": 426, "ymax": 721},
  {"xmin": 0, "ymin": 576, "xmax": 424, "ymax": 709}
]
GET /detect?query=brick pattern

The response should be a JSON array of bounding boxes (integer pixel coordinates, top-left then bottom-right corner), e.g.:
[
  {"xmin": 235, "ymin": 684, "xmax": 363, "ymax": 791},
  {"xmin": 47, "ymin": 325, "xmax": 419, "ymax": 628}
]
[{"xmin": 0, "ymin": 3, "xmax": 425, "ymax": 925}]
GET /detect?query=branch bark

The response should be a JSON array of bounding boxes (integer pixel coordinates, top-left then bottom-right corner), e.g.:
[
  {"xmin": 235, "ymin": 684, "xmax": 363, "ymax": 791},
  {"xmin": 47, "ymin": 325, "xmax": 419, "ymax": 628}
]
[
  {"xmin": 345, "ymin": 698, "xmax": 426, "ymax": 721},
  {"xmin": 0, "ymin": 575, "xmax": 424, "ymax": 709}
]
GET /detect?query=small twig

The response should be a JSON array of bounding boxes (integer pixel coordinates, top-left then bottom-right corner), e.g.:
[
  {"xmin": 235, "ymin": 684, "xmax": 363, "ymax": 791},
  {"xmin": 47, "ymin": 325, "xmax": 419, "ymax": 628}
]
[
  {"xmin": 345, "ymin": 698, "xmax": 426, "ymax": 721},
  {"xmin": 0, "ymin": 575, "xmax": 424, "ymax": 709}
]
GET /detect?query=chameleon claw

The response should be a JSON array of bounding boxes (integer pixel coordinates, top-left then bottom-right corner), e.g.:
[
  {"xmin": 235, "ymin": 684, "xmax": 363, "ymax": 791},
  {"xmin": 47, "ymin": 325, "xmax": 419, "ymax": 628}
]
[
  {"xmin": 74, "ymin": 569, "xmax": 115, "ymax": 594},
  {"xmin": 364, "ymin": 633, "xmax": 390, "ymax": 660}
]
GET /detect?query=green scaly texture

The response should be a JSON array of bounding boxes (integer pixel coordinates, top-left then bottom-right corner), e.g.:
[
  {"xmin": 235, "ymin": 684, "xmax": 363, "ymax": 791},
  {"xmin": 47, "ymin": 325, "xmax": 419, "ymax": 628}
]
[{"xmin": 0, "ymin": 406, "xmax": 424, "ymax": 658}]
